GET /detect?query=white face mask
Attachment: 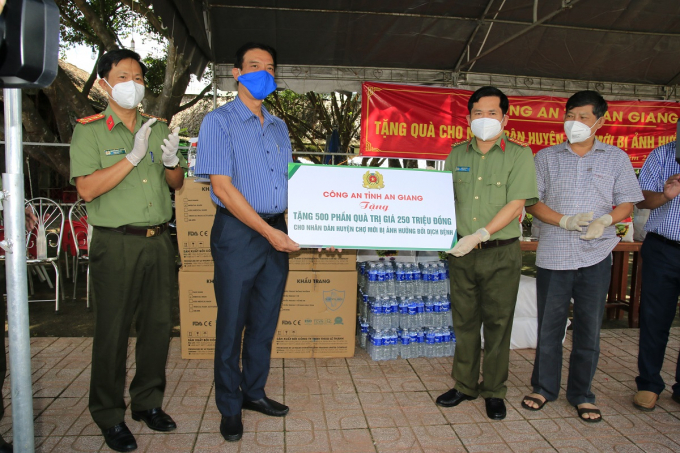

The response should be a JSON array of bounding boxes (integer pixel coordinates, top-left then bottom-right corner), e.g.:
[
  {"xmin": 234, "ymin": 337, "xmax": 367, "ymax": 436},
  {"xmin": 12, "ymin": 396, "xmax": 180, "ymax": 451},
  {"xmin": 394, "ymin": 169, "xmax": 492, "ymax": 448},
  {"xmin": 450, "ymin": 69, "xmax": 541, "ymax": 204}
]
[
  {"xmin": 104, "ymin": 79, "xmax": 145, "ymax": 109},
  {"xmin": 564, "ymin": 120, "xmax": 597, "ymax": 144},
  {"xmin": 470, "ymin": 117, "xmax": 503, "ymax": 141}
]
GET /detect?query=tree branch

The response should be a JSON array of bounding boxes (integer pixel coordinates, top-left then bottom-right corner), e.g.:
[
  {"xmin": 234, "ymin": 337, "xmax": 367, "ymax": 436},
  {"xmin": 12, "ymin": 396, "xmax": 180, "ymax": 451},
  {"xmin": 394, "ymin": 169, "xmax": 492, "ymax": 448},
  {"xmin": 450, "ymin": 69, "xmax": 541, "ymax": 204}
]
[
  {"xmin": 121, "ymin": 0, "xmax": 169, "ymax": 39},
  {"xmin": 71, "ymin": 0, "xmax": 119, "ymax": 50},
  {"xmin": 177, "ymin": 83, "xmax": 213, "ymax": 112},
  {"xmin": 82, "ymin": 47, "xmax": 103, "ymax": 98}
]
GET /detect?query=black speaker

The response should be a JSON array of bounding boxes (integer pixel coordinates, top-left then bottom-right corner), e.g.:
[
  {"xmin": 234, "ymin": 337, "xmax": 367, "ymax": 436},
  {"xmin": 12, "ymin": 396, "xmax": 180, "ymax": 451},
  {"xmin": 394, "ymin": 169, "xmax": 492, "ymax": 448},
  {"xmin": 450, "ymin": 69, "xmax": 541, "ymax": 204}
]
[{"xmin": 0, "ymin": 0, "xmax": 59, "ymax": 88}]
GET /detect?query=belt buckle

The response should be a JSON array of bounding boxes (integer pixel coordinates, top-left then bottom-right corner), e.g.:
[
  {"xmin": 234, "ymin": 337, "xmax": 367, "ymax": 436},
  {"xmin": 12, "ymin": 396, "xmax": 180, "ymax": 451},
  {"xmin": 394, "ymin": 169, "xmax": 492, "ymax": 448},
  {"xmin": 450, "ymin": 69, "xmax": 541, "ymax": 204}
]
[{"xmin": 146, "ymin": 226, "xmax": 159, "ymax": 237}]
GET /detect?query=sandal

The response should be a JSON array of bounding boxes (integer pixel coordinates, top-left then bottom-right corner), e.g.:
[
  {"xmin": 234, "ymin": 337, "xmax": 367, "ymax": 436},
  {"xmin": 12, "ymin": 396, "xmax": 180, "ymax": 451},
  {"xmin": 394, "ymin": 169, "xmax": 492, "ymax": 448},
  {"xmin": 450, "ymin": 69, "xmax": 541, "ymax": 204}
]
[
  {"xmin": 521, "ymin": 395, "xmax": 547, "ymax": 411},
  {"xmin": 576, "ymin": 405, "xmax": 602, "ymax": 423}
]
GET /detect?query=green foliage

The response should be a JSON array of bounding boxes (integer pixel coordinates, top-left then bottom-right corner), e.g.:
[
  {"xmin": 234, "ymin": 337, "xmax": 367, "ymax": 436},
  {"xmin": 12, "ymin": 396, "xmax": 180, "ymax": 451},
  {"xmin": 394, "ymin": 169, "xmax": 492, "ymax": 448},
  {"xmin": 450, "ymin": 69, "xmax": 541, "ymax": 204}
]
[{"xmin": 142, "ymin": 55, "xmax": 166, "ymax": 95}]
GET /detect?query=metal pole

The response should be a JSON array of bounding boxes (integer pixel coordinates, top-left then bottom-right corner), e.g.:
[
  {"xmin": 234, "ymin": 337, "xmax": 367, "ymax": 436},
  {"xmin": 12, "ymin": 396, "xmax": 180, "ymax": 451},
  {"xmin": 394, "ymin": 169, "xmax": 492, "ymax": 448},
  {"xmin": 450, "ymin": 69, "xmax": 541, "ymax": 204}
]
[{"xmin": 2, "ymin": 88, "xmax": 35, "ymax": 452}]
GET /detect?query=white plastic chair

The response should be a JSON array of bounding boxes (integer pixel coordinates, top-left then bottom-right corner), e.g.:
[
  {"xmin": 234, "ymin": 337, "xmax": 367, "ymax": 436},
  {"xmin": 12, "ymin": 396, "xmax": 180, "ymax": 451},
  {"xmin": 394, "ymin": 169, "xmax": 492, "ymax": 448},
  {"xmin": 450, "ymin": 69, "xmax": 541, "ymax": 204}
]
[
  {"xmin": 68, "ymin": 200, "xmax": 91, "ymax": 308},
  {"xmin": 25, "ymin": 197, "xmax": 64, "ymax": 312}
]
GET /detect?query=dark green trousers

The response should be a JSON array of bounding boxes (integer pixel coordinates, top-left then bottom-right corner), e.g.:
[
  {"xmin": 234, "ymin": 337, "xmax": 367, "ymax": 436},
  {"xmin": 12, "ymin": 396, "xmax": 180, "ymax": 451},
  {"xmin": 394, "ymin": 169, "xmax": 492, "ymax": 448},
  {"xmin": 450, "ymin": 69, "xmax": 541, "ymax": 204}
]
[
  {"xmin": 88, "ymin": 227, "xmax": 175, "ymax": 430},
  {"xmin": 448, "ymin": 240, "xmax": 521, "ymax": 399}
]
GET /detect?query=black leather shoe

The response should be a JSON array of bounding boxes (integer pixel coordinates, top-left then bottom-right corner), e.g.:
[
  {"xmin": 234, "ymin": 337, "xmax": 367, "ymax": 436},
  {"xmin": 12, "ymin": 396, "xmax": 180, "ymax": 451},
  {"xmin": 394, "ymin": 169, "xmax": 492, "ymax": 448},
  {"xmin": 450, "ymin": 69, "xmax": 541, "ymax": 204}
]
[
  {"xmin": 243, "ymin": 397, "xmax": 289, "ymax": 417},
  {"xmin": 101, "ymin": 422, "xmax": 137, "ymax": 452},
  {"xmin": 0, "ymin": 434, "xmax": 12, "ymax": 453},
  {"xmin": 220, "ymin": 414, "xmax": 243, "ymax": 442},
  {"xmin": 436, "ymin": 388, "xmax": 476, "ymax": 407},
  {"xmin": 485, "ymin": 397, "xmax": 507, "ymax": 420},
  {"xmin": 131, "ymin": 407, "xmax": 177, "ymax": 432}
]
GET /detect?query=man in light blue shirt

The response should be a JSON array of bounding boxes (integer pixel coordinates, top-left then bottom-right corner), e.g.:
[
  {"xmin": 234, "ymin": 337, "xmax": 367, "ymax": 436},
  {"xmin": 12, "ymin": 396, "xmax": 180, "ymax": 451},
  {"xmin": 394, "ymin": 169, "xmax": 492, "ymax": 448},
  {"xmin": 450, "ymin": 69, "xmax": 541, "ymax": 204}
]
[
  {"xmin": 633, "ymin": 139, "xmax": 680, "ymax": 412},
  {"xmin": 195, "ymin": 42, "xmax": 299, "ymax": 442},
  {"xmin": 522, "ymin": 91, "xmax": 643, "ymax": 423}
]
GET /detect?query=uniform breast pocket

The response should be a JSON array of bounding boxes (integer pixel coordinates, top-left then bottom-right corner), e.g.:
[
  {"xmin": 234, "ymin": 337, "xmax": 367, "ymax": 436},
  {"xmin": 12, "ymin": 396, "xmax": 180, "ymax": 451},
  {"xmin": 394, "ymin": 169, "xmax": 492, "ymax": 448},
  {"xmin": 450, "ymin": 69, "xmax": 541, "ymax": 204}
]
[
  {"xmin": 453, "ymin": 172, "xmax": 472, "ymax": 201},
  {"xmin": 486, "ymin": 173, "xmax": 508, "ymax": 206},
  {"xmin": 100, "ymin": 152, "xmax": 134, "ymax": 189}
]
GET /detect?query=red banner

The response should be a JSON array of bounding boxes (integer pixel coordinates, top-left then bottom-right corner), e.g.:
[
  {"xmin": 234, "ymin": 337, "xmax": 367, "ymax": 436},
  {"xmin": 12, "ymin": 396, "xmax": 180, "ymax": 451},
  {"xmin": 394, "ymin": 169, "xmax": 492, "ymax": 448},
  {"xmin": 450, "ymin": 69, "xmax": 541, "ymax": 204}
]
[{"xmin": 360, "ymin": 82, "xmax": 679, "ymax": 168}]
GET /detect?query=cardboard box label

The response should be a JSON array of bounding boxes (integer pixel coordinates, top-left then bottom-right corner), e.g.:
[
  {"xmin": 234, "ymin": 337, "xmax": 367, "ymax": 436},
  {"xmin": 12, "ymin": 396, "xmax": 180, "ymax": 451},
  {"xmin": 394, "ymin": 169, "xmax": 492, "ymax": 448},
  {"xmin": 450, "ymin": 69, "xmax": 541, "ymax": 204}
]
[
  {"xmin": 179, "ymin": 270, "xmax": 217, "ymax": 359},
  {"xmin": 272, "ymin": 270, "xmax": 357, "ymax": 358},
  {"xmin": 176, "ymin": 180, "xmax": 216, "ymax": 271}
]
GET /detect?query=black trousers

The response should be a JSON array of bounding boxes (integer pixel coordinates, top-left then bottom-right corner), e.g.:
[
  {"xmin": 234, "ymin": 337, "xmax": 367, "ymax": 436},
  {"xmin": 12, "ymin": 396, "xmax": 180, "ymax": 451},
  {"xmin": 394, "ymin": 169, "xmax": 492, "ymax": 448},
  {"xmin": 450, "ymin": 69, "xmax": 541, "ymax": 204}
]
[
  {"xmin": 636, "ymin": 233, "xmax": 680, "ymax": 396},
  {"xmin": 532, "ymin": 255, "xmax": 611, "ymax": 406},
  {"xmin": 211, "ymin": 211, "xmax": 289, "ymax": 417},
  {"xmin": 88, "ymin": 228, "xmax": 175, "ymax": 429}
]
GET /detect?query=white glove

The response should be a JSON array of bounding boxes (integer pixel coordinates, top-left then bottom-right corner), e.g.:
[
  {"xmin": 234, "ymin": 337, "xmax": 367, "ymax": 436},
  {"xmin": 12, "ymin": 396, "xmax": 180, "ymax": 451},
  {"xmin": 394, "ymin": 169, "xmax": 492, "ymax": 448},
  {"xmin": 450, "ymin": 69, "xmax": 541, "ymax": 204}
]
[
  {"xmin": 580, "ymin": 214, "xmax": 612, "ymax": 240},
  {"xmin": 559, "ymin": 212, "xmax": 593, "ymax": 232},
  {"xmin": 161, "ymin": 126, "xmax": 180, "ymax": 168},
  {"xmin": 447, "ymin": 228, "xmax": 490, "ymax": 257},
  {"xmin": 126, "ymin": 117, "xmax": 157, "ymax": 166}
]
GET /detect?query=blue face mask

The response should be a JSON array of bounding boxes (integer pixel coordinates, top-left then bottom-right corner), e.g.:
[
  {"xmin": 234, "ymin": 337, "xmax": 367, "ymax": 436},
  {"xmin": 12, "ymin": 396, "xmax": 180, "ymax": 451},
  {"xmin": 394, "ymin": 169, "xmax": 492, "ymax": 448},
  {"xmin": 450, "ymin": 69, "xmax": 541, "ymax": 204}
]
[{"xmin": 238, "ymin": 69, "xmax": 277, "ymax": 100}]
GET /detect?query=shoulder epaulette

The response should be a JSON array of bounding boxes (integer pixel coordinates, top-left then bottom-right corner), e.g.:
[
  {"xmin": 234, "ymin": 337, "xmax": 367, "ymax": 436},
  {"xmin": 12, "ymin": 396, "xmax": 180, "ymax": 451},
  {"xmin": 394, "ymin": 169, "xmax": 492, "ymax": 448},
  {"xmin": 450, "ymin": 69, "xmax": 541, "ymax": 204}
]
[
  {"xmin": 507, "ymin": 137, "xmax": 531, "ymax": 147},
  {"xmin": 141, "ymin": 113, "xmax": 167, "ymax": 123},
  {"xmin": 451, "ymin": 139, "xmax": 470, "ymax": 148},
  {"xmin": 76, "ymin": 113, "xmax": 105, "ymax": 124}
]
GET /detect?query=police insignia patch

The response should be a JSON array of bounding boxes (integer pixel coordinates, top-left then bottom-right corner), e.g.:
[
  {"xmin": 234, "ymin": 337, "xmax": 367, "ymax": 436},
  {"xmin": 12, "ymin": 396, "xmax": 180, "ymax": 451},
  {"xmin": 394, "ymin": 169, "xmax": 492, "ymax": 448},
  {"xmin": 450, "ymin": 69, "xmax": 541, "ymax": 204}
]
[{"xmin": 362, "ymin": 171, "xmax": 384, "ymax": 189}]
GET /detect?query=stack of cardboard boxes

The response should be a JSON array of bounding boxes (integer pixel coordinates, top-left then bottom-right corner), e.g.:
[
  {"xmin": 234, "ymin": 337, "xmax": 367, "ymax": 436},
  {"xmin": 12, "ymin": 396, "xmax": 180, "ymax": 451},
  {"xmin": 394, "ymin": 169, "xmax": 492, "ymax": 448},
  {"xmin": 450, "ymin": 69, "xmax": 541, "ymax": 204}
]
[{"xmin": 175, "ymin": 179, "xmax": 357, "ymax": 360}]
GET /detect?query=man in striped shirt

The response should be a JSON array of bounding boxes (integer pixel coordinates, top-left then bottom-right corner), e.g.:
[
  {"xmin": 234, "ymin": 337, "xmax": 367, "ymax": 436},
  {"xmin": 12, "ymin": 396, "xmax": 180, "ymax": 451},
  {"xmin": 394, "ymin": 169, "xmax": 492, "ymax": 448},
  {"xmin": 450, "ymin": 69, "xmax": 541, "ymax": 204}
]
[
  {"xmin": 522, "ymin": 91, "xmax": 643, "ymax": 423},
  {"xmin": 633, "ymin": 139, "xmax": 680, "ymax": 412},
  {"xmin": 195, "ymin": 42, "xmax": 299, "ymax": 442}
]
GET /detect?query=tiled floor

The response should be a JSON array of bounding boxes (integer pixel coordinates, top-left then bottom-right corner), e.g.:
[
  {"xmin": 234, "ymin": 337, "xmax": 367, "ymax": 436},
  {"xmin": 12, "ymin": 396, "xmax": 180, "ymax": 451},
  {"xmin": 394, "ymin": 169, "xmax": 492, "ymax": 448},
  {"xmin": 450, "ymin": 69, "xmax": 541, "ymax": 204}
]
[{"xmin": 5, "ymin": 328, "xmax": 680, "ymax": 452}]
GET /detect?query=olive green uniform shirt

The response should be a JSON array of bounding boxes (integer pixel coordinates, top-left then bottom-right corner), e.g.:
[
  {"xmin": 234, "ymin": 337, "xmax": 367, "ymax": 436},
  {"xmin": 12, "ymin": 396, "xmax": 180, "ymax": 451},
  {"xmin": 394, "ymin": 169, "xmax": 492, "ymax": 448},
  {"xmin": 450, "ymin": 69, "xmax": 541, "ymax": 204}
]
[
  {"xmin": 69, "ymin": 105, "xmax": 187, "ymax": 228},
  {"xmin": 444, "ymin": 133, "xmax": 538, "ymax": 240}
]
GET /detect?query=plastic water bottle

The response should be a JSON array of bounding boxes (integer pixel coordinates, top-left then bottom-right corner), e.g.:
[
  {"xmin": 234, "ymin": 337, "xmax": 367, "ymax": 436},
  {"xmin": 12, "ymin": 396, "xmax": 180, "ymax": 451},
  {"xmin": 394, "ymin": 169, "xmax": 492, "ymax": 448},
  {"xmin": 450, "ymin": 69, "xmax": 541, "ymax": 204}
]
[
  {"xmin": 434, "ymin": 328, "xmax": 444, "ymax": 357},
  {"xmin": 376, "ymin": 263, "xmax": 386, "ymax": 296},
  {"xmin": 443, "ymin": 261, "xmax": 450, "ymax": 295},
  {"xmin": 416, "ymin": 297, "xmax": 425, "ymax": 327},
  {"xmin": 424, "ymin": 297, "xmax": 434, "ymax": 327},
  {"xmin": 390, "ymin": 296, "xmax": 399, "ymax": 328},
  {"xmin": 424, "ymin": 328, "xmax": 436, "ymax": 357},
  {"xmin": 441, "ymin": 295, "xmax": 452, "ymax": 327},
  {"xmin": 390, "ymin": 329, "xmax": 400, "ymax": 360},
  {"xmin": 442, "ymin": 327, "xmax": 451, "ymax": 356},
  {"xmin": 408, "ymin": 329, "xmax": 418, "ymax": 357},
  {"xmin": 385, "ymin": 262, "xmax": 396, "ymax": 295},
  {"xmin": 395, "ymin": 263, "xmax": 406, "ymax": 297},
  {"xmin": 431, "ymin": 264, "xmax": 440, "ymax": 297},
  {"xmin": 359, "ymin": 318, "xmax": 369, "ymax": 349},
  {"xmin": 450, "ymin": 328, "xmax": 456, "ymax": 357},
  {"xmin": 399, "ymin": 329, "xmax": 411, "ymax": 359},
  {"xmin": 432, "ymin": 296, "xmax": 442, "ymax": 327},
  {"xmin": 406, "ymin": 297, "xmax": 414, "ymax": 328},
  {"xmin": 367, "ymin": 263, "xmax": 378, "ymax": 298},
  {"xmin": 438, "ymin": 262, "xmax": 448, "ymax": 296},
  {"xmin": 384, "ymin": 297, "xmax": 394, "ymax": 330},
  {"xmin": 419, "ymin": 264, "xmax": 429, "ymax": 297},
  {"xmin": 402, "ymin": 264, "xmax": 412, "ymax": 297},
  {"xmin": 398, "ymin": 297, "xmax": 408, "ymax": 328},
  {"xmin": 411, "ymin": 263, "xmax": 422, "ymax": 296}
]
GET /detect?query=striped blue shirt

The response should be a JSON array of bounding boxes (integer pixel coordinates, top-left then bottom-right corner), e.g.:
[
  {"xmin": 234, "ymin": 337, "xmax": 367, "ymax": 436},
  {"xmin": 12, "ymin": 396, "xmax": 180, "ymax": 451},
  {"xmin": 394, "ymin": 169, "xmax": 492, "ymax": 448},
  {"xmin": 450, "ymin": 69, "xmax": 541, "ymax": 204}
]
[
  {"xmin": 195, "ymin": 96, "xmax": 292, "ymax": 214},
  {"xmin": 535, "ymin": 139, "xmax": 644, "ymax": 270},
  {"xmin": 639, "ymin": 142, "xmax": 680, "ymax": 241}
]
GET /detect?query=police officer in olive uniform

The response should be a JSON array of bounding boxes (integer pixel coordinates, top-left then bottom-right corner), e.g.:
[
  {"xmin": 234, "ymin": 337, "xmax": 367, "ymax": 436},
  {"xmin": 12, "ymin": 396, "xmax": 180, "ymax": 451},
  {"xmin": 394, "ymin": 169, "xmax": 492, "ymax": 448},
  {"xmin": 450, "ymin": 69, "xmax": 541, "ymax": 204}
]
[
  {"xmin": 70, "ymin": 49, "xmax": 186, "ymax": 453},
  {"xmin": 436, "ymin": 86, "xmax": 538, "ymax": 421}
]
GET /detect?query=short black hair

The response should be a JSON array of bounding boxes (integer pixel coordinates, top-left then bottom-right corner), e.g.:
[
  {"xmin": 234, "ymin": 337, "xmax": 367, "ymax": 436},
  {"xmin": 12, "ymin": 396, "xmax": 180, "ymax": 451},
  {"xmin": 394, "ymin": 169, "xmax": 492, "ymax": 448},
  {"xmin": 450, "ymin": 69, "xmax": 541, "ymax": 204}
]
[
  {"xmin": 467, "ymin": 86, "xmax": 509, "ymax": 115},
  {"xmin": 234, "ymin": 42, "xmax": 277, "ymax": 70},
  {"xmin": 565, "ymin": 90, "xmax": 608, "ymax": 118},
  {"xmin": 97, "ymin": 48, "xmax": 147, "ymax": 79}
]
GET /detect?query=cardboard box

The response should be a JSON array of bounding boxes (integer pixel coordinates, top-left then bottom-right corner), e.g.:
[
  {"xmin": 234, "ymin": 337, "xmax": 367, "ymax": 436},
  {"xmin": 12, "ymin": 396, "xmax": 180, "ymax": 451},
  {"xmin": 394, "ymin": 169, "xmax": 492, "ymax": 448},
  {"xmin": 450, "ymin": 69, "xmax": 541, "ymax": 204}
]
[
  {"xmin": 178, "ymin": 270, "xmax": 217, "ymax": 359},
  {"xmin": 289, "ymin": 249, "xmax": 357, "ymax": 271},
  {"xmin": 272, "ymin": 270, "xmax": 357, "ymax": 358},
  {"xmin": 178, "ymin": 269, "xmax": 358, "ymax": 359},
  {"xmin": 176, "ymin": 179, "xmax": 216, "ymax": 271},
  {"xmin": 356, "ymin": 249, "xmax": 417, "ymax": 263}
]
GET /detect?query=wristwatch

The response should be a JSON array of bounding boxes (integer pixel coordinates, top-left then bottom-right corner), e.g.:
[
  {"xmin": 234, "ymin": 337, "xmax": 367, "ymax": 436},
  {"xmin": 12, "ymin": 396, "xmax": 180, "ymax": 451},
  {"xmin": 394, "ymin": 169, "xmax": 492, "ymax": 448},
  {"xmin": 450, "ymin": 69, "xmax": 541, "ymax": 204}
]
[{"xmin": 164, "ymin": 163, "xmax": 180, "ymax": 170}]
